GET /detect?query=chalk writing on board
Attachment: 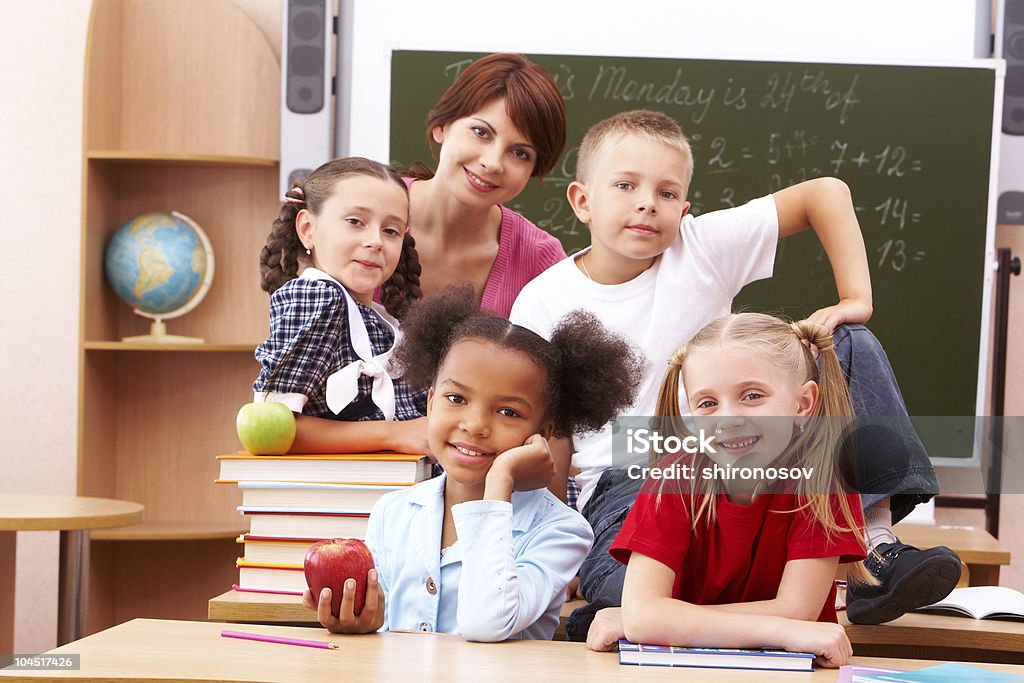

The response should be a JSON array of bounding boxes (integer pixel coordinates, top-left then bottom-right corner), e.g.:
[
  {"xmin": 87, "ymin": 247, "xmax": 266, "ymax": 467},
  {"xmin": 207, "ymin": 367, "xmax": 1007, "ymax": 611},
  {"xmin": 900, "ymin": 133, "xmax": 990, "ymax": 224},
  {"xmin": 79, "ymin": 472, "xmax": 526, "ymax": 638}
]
[
  {"xmin": 587, "ymin": 66, "xmax": 717, "ymax": 123},
  {"xmin": 830, "ymin": 142, "xmax": 923, "ymax": 176},
  {"xmin": 573, "ymin": 64, "xmax": 861, "ymax": 125},
  {"xmin": 443, "ymin": 59, "xmax": 473, "ymax": 81},
  {"xmin": 551, "ymin": 63, "xmax": 576, "ymax": 100},
  {"xmin": 877, "ymin": 239, "xmax": 926, "ymax": 272},
  {"xmin": 515, "ymin": 197, "xmax": 584, "ymax": 241},
  {"xmin": 875, "ymin": 196, "xmax": 922, "ymax": 230}
]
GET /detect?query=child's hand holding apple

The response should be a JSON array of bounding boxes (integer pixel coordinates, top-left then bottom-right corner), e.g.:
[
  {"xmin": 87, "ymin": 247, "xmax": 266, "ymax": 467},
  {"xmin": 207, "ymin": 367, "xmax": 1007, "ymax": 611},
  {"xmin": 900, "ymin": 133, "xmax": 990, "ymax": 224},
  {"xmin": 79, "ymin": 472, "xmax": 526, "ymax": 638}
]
[{"xmin": 302, "ymin": 538, "xmax": 384, "ymax": 634}]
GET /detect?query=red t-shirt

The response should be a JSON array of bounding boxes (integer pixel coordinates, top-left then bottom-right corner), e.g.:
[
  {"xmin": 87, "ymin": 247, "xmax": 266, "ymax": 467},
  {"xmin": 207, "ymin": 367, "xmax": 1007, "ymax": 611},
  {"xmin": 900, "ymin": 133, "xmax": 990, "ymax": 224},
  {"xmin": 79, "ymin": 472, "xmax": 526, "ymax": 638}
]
[{"xmin": 610, "ymin": 478, "xmax": 866, "ymax": 623}]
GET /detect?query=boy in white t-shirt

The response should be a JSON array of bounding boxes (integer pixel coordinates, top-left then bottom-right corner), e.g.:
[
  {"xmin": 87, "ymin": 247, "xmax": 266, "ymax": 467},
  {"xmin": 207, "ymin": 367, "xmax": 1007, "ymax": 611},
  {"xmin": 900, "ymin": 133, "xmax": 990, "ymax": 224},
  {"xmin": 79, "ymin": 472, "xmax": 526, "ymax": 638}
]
[{"xmin": 510, "ymin": 110, "xmax": 959, "ymax": 642}]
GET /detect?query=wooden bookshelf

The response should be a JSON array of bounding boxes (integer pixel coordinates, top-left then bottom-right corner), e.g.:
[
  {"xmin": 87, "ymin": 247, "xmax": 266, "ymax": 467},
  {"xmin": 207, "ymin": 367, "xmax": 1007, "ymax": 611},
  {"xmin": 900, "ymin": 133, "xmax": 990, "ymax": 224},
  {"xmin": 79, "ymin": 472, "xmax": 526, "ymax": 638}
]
[{"xmin": 79, "ymin": 0, "xmax": 279, "ymax": 634}]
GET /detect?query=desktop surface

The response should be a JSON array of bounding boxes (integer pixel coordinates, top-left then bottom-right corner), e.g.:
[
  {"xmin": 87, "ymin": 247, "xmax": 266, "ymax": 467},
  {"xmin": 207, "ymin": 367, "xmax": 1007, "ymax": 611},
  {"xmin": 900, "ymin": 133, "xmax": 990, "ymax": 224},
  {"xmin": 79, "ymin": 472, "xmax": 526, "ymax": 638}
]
[{"xmin": 3, "ymin": 618, "xmax": 1024, "ymax": 682}]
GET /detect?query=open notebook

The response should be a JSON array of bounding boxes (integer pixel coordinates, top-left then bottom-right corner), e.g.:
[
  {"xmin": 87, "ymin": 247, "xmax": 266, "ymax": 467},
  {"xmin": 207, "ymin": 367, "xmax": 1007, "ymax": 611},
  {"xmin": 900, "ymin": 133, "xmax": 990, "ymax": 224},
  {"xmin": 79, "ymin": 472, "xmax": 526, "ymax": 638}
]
[{"xmin": 917, "ymin": 586, "xmax": 1024, "ymax": 621}]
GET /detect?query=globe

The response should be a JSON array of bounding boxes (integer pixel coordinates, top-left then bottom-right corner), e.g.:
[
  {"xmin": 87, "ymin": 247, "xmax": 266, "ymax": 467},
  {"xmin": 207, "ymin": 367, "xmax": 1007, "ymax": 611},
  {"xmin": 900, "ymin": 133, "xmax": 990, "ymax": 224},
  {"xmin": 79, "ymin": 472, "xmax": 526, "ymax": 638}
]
[{"xmin": 104, "ymin": 211, "xmax": 215, "ymax": 343}]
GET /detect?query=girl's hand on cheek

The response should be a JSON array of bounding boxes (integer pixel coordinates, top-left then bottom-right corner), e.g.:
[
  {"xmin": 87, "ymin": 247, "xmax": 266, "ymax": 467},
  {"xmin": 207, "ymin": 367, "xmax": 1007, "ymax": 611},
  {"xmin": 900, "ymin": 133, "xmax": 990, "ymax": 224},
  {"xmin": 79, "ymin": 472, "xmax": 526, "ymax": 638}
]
[{"xmin": 484, "ymin": 434, "xmax": 556, "ymax": 501}]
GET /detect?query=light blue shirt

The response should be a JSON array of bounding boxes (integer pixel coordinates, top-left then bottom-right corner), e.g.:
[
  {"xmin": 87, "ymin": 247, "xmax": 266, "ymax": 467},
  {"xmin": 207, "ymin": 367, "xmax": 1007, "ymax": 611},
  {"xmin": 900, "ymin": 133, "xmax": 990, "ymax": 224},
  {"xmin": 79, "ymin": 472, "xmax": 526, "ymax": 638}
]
[{"xmin": 364, "ymin": 473, "xmax": 593, "ymax": 641}]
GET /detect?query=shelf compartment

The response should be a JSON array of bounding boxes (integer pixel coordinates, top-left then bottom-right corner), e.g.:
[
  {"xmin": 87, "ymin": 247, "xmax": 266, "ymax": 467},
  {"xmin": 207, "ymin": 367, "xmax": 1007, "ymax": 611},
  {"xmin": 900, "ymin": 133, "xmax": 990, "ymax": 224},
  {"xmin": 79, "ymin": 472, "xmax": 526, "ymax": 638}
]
[
  {"xmin": 85, "ymin": 0, "xmax": 279, "ymax": 159},
  {"xmin": 82, "ymin": 161, "xmax": 275, "ymax": 344},
  {"xmin": 79, "ymin": 351, "xmax": 252, "ymax": 523}
]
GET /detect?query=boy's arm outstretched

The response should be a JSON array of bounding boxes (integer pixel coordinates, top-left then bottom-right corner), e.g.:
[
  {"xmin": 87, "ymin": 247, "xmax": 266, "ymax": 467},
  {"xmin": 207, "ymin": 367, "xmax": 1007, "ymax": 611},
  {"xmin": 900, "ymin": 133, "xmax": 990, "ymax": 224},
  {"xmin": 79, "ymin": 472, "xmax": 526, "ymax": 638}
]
[
  {"xmin": 620, "ymin": 552, "xmax": 852, "ymax": 668},
  {"xmin": 773, "ymin": 177, "xmax": 873, "ymax": 331}
]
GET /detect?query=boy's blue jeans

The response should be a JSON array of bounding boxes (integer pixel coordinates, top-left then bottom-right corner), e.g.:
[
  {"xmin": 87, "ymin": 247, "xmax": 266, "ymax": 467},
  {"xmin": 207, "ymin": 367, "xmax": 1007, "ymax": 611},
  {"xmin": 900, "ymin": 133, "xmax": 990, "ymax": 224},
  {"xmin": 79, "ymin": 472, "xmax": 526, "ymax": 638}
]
[{"xmin": 564, "ymin": 324, "xmax": 939, "ymax": 641}]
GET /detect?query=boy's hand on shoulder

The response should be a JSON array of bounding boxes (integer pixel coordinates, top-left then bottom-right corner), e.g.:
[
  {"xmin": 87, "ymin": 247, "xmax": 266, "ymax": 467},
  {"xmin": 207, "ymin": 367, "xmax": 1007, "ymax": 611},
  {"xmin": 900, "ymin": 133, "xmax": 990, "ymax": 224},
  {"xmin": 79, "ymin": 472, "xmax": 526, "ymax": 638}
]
[
  {"xmin": 807, "ymin": 298, "xmax": 873, "ymax": 332},
  {"xmin": 485, "ymin": 434, "xmax": 556, "ymax": 500},
  {"xmin": 302, "ymin": 569, "xmax": 386, "ymax": 634},
  {"xmin": 586, "ymin": 607, "xmax": 625, "ymax": 652},
  {"xmin": 783, "ymin": 620, "xmax": 851, "ymax": 668}
]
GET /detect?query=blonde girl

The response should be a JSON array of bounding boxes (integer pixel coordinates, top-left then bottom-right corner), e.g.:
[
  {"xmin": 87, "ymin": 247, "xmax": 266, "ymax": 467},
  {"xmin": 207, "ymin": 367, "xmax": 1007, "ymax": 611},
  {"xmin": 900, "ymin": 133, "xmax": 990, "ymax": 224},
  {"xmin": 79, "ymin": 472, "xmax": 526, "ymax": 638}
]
[{"xmin": 603, "ymin": 313, "xmax": 869, "ymax": 668}]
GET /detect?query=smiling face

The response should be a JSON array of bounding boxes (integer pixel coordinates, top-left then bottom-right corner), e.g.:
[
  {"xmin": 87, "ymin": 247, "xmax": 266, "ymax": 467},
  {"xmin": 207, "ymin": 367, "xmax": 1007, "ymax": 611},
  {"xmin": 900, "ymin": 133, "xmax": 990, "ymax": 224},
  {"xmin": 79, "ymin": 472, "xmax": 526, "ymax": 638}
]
[
  {"xmin": 431, "ymin": 97, "xmax": 538, "ymax": 211},
  {"xmin": 296, "ymin": 175, "xmax": 409, "ymax": 304},
  {"xmin": 568, "ymin": 133, "xmax": 691, "ymax": 282},
  {"xmin": 684, "ymin": 343, "xmax": 818, "ymax": 474},
  {"xmin": 426, "ymin": 338, "xmax": 551, "ymax": 495}
]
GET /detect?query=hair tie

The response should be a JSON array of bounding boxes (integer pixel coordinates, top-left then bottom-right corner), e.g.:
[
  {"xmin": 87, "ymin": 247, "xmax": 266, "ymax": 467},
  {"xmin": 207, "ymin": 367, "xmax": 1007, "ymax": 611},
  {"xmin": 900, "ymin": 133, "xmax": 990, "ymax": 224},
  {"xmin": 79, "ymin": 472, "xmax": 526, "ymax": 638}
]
[
  {"xmin": 284, "ymin": 186, "xmax": 305, "ymax": 204},
  {"xmin": 668, "ymin": 346, "xmax": 686, "ymax": 369}
]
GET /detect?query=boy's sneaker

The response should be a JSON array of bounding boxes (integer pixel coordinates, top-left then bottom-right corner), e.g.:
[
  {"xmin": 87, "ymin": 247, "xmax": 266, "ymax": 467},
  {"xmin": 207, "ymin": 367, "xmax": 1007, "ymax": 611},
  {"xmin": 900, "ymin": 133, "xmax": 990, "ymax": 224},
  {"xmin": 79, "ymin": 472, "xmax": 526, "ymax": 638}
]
[{"xmin": 845, "ymin": 541, "xmax": 962, "ymax": 625}]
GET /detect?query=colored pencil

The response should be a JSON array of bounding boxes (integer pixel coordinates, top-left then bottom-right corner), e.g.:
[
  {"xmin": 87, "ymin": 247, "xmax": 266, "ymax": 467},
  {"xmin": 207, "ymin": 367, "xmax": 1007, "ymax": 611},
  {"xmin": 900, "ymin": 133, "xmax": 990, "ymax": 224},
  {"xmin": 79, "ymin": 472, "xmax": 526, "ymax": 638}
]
[{"xmin": 221, "ymin": 629, "xmax": 339, "ymax": 650}]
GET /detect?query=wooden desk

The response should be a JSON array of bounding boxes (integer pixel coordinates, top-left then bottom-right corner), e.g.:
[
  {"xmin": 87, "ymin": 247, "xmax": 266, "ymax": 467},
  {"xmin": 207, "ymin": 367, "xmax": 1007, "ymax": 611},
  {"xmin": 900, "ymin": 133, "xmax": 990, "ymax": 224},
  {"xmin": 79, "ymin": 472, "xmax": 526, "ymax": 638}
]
[
  {"xmin": 209, "ymin": 592, "xmax": 1024, "ymax": 663},
  {"xmin": 3, "ymin": 618, "xmax": 1024, "ymax": 682},
  {"xmin": 894, "ymin": 523, "xmax": 1011, "ymax": 586},
  {"xmin": 841, "ymin": 612, "xmax": 1024, "ymax": 664},
  {"xmin": 0, "ymin": 495, "xmax": 144, "ymax": 647}
]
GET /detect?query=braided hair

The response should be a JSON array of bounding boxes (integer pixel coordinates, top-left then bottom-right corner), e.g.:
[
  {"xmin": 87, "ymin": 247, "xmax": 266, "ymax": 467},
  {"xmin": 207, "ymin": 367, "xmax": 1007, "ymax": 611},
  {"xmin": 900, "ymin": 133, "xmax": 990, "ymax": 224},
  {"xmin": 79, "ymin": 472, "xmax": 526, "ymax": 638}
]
[{"xmin": 258, "ymin": 157, "xmax": 423, "ymax": 319}]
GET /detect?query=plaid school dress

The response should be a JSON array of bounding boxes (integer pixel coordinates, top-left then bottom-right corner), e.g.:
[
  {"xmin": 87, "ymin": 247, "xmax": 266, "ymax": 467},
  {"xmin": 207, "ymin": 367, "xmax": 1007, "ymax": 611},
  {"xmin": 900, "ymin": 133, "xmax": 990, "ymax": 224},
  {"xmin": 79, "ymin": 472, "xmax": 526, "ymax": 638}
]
[{"xmin": 253, "ymin": 269, "xmax": 425, "ymax": 421}]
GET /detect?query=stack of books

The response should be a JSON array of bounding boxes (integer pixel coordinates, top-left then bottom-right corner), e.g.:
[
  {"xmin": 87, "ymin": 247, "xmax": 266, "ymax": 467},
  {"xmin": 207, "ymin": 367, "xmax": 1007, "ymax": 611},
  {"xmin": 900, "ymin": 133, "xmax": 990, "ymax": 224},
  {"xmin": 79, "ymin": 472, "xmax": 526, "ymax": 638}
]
[{"xmin": 216, "ymin": 451, "xmax": 430, "ymax": 595}]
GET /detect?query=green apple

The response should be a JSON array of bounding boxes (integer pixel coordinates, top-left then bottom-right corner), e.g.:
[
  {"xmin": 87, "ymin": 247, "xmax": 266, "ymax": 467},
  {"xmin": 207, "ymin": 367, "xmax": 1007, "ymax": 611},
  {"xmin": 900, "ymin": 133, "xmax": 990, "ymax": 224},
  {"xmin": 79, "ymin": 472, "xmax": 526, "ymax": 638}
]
[{"xmin": 235, "ymin": 401, "xmax": 296, "ymax": 455}]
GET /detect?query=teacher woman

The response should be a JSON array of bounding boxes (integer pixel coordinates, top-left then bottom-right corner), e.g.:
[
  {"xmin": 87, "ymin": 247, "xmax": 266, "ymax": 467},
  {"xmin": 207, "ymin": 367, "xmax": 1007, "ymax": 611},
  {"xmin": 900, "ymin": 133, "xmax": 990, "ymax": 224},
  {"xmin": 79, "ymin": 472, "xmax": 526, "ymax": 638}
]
[{"xmin": 383, "ymin": 52, "xmax": 569, "ymax": 317}]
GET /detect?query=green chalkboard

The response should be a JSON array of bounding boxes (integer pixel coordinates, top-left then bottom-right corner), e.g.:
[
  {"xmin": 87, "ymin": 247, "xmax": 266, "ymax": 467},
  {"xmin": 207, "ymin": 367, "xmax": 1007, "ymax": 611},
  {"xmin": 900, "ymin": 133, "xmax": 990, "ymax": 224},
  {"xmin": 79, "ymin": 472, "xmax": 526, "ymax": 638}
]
[{"xmin": 389, "ymin": 51, "xmax": 998, "ymax": 457}]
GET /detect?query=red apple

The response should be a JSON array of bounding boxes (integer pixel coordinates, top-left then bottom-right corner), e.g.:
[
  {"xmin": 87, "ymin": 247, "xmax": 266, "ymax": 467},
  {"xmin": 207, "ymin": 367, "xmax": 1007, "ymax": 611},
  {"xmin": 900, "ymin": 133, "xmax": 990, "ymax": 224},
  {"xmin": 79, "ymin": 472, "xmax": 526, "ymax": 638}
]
[{"xmin": 303, "ymin": 538, "xmax": 375, "ymax": 617}]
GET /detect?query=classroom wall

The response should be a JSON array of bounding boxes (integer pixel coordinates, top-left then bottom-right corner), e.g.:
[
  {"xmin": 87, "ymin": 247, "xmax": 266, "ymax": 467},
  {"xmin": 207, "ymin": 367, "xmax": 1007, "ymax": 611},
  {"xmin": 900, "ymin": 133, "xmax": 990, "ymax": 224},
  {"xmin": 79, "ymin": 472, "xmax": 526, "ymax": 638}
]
[
  {"xmin": 0, "ymin": 0, "xmax": 91, "ymax": 654},
  {"xmin": 0, "ymin": 0, "xmax": 1021, "ymax": 653}
]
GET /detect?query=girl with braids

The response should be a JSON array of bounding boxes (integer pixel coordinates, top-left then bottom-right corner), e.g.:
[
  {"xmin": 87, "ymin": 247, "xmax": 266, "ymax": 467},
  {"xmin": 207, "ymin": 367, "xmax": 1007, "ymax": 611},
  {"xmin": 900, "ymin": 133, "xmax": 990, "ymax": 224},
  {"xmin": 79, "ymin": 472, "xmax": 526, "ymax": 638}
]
[
  {"xmin": 596, "ymin": 313, "xmax": 870, "ymax": 668},
  {"xmin": 302, "ymin": 284, "xmax": 643, "ymax": 641},
  {"xmin": 254, "ymin": 157, "xmax": 427, "ymax": 454}
]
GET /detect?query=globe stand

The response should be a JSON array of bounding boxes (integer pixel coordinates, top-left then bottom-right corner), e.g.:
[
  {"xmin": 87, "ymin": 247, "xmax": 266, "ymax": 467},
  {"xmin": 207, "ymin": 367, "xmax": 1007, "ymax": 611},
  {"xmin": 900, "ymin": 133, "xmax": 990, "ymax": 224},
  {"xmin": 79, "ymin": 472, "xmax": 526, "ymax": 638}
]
[
  {"xmin": 123, "ymin": 315, "xmax": 203, "ymax": 344},
  {"xmin": 112, "ymin": 211, "xmax": 216, "ymax": 346}
]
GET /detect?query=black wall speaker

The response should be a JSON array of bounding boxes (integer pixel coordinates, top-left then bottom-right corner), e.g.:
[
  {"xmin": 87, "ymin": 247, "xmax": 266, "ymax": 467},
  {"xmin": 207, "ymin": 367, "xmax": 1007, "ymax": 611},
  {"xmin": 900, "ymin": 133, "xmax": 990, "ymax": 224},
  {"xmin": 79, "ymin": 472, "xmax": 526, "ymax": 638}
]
[{"xmin": 280, "ymin": 0, "xmax": 334, "ymax": 196}]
